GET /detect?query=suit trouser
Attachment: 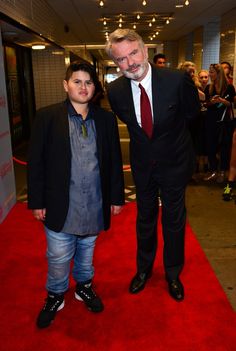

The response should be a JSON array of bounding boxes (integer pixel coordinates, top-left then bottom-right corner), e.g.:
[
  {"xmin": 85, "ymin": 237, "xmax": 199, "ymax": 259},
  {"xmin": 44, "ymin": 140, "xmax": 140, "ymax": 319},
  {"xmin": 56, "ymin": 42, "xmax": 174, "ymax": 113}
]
[{"xmin": 136, "ymin": 175, "xmax": 186, "ymax": 281}]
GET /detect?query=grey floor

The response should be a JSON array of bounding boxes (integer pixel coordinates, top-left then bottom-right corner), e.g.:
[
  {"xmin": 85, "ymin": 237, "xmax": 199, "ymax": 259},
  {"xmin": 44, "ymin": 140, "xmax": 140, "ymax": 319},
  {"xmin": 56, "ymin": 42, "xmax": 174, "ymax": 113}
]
[{"xmin": 186, "ymin": 181, "xmax": 236, "ymax": 311}]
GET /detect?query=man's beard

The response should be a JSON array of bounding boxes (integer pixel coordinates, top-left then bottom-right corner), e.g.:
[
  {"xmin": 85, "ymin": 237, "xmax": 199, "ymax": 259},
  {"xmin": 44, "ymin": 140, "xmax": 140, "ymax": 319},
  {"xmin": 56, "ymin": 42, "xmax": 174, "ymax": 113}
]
[{"xmin": 122, "ymin": 60, "xmax": 148, "ymax": 80}]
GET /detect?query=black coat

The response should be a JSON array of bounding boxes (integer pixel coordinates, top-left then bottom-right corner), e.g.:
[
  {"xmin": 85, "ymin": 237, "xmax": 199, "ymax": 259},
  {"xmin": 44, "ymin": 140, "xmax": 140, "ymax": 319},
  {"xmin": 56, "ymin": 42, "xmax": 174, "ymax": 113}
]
[
  {"xmin": 27, "ymin": 101, "xmax": 124, "ymax": 232},
  {"xmin": 107, "ymin": 65, "xmax": 200, "ymax": 189}
]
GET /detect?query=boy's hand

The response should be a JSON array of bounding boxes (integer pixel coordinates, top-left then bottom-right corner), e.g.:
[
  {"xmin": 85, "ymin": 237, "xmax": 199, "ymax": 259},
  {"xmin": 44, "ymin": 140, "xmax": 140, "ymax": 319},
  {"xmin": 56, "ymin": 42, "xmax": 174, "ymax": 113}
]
[{"xmin": 32, "ymin": 208, "xmax": 46, "ymax": 221}]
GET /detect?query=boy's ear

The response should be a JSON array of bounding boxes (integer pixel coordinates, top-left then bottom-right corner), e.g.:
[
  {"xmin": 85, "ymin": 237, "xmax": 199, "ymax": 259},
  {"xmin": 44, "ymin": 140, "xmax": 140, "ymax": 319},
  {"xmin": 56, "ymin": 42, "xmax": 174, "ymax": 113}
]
[{"xmin": 63, "ymin": 80, "xmax": 68, "ymax": 92}]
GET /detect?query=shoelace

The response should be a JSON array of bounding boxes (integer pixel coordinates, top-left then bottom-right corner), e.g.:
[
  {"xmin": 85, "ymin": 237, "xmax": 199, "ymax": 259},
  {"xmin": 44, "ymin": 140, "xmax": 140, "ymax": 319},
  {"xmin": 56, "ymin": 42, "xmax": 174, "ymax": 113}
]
[
  {"xmin": 79, "ymin": 286, "xmax": 97, "ymax": 300},
  {"xmin": 43, "ymin": 297, "xmax": 62, "ymax": 311}
]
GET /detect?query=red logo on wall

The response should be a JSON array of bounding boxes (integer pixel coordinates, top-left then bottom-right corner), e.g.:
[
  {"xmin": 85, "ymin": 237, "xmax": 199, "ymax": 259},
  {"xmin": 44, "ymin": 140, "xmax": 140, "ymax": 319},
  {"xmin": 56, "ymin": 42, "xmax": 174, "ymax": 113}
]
[
  {"xmin": 0, "ymin": 95, "xmax": 6, "ymax": 108},
  {"xmin": 0, "ymin": 130, "xmax": 10, "ymax": 139},
  {"xmin": 0, "ymin": 160, "xmax": 12, "ymax": 179}
]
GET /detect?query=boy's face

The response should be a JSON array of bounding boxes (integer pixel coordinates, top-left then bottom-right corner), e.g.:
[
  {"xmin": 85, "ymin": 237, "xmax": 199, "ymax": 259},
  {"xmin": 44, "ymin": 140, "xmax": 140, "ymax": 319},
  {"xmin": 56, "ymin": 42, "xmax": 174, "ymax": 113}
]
[{"xmin": 63, "ymin": 70, "xmax": 95, "ymax": 104}]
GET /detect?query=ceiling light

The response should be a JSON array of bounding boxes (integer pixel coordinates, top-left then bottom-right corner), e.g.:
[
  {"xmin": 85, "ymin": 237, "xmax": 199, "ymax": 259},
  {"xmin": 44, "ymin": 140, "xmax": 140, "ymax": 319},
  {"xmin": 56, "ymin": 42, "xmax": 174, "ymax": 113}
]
[
  {"xmin": 156, "ymin": 31, "xmax": 159, "ymax": 35},
  {"xmin": 149, "ymin": 22, "xmax": 152, "ymax": 27},
  {"xmin": 32, "ymin": 44, "xmax": 46, "ymax": 50},
  {"xmin": 137, "ymin": 14, "xmax": 141, "ymax": 20},
  {"xmin": 166, "ymin": 19, "xmax": 170, "ymax": 24},
  {"xmin": 99, "ymin": 1, "xmax": 104, "ymax": 7},
  {"xmin": 103, "ymin": 19, "xmax": 107, "ymax": 25},
  {"xmin": 185, "ymin": 0, "xmax": 190, "ymax": 5},
  {"xmin": 119, "ymin": 23, "xmax": 122, "ymax": 28},
  {"xmin": 142, "ymin": 0, "xmax": 147, "ymax": 6},
  {"xmin": 119, "ymin": 17, "xmax": 123, "ymax": 23},
  {"xmin": 152, "ymin": 16, "xmax": 156, "ymax": 22},
  {"xmin": 175, "ymin": 4, "xmax": 184, "ymax": 8},
  {"xmin": 133, "ymin": 24, "xmax": 137, "ymax": 29}
]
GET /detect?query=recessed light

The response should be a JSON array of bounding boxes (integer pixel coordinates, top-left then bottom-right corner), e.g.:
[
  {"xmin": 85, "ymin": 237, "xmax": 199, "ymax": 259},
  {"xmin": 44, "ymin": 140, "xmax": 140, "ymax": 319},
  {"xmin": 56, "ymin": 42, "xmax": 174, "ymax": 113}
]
[{"xmin": 32, "ymin": 44, "xmax": 46, "ymax": 50}]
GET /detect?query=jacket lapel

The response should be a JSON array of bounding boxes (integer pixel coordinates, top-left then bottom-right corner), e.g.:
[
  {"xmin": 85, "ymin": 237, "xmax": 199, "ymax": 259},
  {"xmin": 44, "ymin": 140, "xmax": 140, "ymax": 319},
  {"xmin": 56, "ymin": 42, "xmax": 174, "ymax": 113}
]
[
  {"xmin": 121, "ymin": 77, "xmax": 139, "ymax": 126},
  {"xmin": 151, "ymin": 64, "xmax": 163, "ymax": 126},
  {"xmin": 89, "ymin": 104, "xmax": 103, "ymax": 164}
]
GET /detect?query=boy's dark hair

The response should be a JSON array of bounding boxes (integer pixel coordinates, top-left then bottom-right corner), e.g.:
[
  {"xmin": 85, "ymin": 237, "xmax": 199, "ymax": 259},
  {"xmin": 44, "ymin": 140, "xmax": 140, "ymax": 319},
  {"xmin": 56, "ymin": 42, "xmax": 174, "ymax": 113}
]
[
  {"xmin": 65, "ymin": 61, "xmax": 100, "ymax": 93},
  {"xmin": 153, "ymin": 53, "xmax": 166, "ymax": 64}
]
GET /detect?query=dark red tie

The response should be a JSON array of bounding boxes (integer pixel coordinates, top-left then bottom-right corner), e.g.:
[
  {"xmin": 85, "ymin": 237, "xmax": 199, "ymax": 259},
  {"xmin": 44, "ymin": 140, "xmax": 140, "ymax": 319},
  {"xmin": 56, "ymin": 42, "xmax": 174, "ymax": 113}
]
[{"xmin": 139, "ymin": 83, "xmax": 153, "ymax": 138}]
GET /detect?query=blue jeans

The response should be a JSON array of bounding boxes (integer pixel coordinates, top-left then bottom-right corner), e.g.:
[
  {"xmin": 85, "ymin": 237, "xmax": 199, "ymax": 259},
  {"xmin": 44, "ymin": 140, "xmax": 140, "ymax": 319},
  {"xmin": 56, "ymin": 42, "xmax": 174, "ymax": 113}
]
[{"xmin": 45, "ymin": 226, "xmax": 97, "ymax": 294}]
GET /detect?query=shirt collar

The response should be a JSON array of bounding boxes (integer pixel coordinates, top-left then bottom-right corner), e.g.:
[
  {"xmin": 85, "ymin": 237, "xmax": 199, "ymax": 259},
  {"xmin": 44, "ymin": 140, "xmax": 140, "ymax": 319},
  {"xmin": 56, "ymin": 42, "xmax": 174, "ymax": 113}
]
[
  {"xmin": 131, "ymin": 62, "xmax": 152, "ymax": 88},
  {"xmin": 66, "ymin": 99, "xmax": 91, "ymax": 120}
]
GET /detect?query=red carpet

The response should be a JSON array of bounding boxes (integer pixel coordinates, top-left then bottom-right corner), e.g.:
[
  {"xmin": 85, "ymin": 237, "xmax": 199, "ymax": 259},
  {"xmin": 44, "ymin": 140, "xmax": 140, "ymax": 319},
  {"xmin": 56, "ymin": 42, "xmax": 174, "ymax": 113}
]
[{"xmin": 0, "ymin": 202, "xmax": 235, "ymax": 351}]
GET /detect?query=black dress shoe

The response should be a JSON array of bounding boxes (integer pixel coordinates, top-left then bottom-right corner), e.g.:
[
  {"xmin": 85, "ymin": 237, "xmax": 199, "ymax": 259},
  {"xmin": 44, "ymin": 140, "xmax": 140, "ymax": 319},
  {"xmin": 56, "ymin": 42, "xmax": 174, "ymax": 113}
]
[
  {"xmin": 168, "ymin": 279, "xmax": 184, "ymax": 302},
  {"xmin": 129, "ymin": 272, "xmax": 152, "ymax": 294}
]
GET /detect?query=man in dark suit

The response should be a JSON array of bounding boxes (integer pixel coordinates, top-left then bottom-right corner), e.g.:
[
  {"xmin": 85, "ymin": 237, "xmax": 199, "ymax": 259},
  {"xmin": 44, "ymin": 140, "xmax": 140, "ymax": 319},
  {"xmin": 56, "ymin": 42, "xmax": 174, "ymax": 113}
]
[
  {"xmin": 105, "ymin": 29, "xmax": 200, "ymax": 301},
  {"xmin": 27, "ymin": 62, "xmax": 124, "ymax": 328}
]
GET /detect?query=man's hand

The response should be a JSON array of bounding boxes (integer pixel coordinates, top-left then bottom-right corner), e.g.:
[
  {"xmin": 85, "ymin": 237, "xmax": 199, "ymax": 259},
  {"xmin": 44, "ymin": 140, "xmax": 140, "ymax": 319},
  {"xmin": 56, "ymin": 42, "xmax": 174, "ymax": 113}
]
[
  {"xmin": 32, "ymin": 208, "xmax": 46, "ymax": 221},
  {"xmin": 111, "ymin": 205, "xmax": 123, "ymax": 215}
]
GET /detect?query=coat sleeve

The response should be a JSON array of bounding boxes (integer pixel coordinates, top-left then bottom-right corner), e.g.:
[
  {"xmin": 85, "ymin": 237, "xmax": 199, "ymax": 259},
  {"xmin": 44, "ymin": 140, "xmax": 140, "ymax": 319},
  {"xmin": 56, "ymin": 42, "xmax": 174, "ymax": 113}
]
[
  {"xmin": 109, "ymin": 112, "xmax": 125, "ymax": 206},
  {"xmin": 180, "ymin": 71, "xmax": 201, "ymax": 120}
]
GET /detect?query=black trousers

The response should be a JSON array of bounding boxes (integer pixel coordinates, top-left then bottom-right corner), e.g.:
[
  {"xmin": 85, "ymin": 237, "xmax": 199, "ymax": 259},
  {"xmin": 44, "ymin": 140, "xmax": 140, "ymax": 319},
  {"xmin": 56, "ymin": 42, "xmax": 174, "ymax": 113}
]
[
  {"xmin": 205, "ymin": 111, "xmax": 234, "ymax": 171},
  {"xmin": 136, "ymin": 174, "xmax": 186, "ymax": 281}
]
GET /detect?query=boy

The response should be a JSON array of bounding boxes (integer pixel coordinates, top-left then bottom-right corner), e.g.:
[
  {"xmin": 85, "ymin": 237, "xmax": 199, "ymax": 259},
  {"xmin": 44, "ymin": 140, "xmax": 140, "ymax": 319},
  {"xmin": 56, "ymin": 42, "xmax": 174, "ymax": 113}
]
[{"xmin": 27, "ymin": 62, "xmax": 124, "ymax": 328}]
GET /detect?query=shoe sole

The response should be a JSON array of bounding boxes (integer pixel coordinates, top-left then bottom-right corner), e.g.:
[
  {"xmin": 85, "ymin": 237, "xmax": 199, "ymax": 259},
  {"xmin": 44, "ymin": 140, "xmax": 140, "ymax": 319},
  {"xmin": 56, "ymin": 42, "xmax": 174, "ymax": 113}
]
[
  {"xmin": 74, "ymin": 292, "xmax": 104, "ymax": 313},
  {"xmin": 57, "ymin": 300, "xmax": 65, "ymax": 311},
  {"xmin": 75, "ymin": 292, "xmax": 83, "ymax": 302}
]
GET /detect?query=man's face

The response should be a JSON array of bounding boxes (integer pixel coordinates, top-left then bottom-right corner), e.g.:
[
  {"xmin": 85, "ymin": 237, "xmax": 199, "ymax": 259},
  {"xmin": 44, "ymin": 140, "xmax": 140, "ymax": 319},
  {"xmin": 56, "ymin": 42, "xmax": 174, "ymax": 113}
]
[
  {"xmin": 155, "ymin": 58, "xmax": 166, "ymax": 67},
  {"xmin": 63, "ymin": 70, "xmax": 95, "ymax": 105},
  {"xmin": 111, "ymin": 39, "xmax": 149, "ymax": 81}
]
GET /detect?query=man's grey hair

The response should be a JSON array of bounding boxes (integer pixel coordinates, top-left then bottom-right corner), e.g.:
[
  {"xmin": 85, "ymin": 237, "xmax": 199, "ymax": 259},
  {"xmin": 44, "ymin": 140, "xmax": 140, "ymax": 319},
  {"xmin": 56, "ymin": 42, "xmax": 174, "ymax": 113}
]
[{"xmin": 105, "ymin": 28, "xmax": 145, "ymax": 58}]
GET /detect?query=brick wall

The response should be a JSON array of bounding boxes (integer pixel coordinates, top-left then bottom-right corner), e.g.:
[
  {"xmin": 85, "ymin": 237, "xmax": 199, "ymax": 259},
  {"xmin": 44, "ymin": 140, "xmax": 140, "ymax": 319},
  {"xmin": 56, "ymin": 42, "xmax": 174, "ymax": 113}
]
[{"xmin": 32, "ymin": 48, "xmax": 66, "ymax": 109}]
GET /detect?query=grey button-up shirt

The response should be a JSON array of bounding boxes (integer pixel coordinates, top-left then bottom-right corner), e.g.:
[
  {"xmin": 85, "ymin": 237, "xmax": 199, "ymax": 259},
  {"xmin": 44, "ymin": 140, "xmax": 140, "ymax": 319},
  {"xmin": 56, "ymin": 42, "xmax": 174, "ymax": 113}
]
[{"xmin": 62, "ymin": 101, "xmax": 104, "ymax": 236}]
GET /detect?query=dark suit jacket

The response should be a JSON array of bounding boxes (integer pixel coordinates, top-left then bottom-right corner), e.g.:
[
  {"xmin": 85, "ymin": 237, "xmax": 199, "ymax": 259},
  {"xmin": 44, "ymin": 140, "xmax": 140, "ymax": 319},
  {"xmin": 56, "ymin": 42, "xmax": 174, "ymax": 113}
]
[
  {"xmin": 27, "ymin": 101, "xmax": 124, "ymax": 232},
  {"xmin": 107, "ymin": 65, "xmax": 200, "ymax": 189}
]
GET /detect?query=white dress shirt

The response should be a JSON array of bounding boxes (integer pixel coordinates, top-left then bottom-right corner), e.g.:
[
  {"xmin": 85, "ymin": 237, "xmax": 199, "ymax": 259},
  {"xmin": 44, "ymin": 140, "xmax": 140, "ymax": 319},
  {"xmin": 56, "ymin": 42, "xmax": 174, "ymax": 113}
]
[{"xmin": 131, "ymin": 63, "xmax": 153, "ymax": 127}]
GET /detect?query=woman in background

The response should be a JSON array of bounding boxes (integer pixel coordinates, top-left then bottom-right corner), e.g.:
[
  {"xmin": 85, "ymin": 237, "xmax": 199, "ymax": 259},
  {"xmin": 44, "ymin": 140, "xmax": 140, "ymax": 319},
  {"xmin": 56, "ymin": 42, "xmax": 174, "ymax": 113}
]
[
  {"xmin": 203, "ymin": 64, "xmax": 235, "ymax": 183},
  {"xmin": 179, "ymin": 62, "xmax": 206, "ymax": 177}
]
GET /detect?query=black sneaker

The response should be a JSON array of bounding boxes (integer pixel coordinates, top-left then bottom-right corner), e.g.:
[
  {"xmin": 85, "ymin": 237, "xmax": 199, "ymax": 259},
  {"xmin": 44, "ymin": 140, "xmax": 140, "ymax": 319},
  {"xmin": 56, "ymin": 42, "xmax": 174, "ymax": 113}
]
[
  {"xmin": 75, "ymin": 282, "xmax": 104, "ymax": 313},
  {"xmin": 36, "ymin": 292, "xmax": 65, "ymax": 328},
  {"xmin": 222, "ymin": 184, "xmax": 233, "ymax": 201}
]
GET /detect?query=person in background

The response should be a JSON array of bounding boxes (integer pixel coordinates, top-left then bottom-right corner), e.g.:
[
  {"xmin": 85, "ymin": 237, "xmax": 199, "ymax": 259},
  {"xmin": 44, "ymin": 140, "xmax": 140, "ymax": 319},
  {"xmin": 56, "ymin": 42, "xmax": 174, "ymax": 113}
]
[
  {"xmin": 222, "ymin": 126, "xmax": 236, "ymax": 201},
  {"xmin": 153, "ymin": 53, "xmax": 166, "ymax": 68},
  {"xmin": 178, "ymin": 62, "xmax": 205, "ymax": 101},
  {"xmin": 198, "ymin": 69, "xmax": 209, "ymax": 92},
  {"xmin": 221, "ymin": 61, "xmax": 233, "ymax": 85},
  {"xmin": 92, "ymin": 79, "xmax": 105, "ymax": 106},
  {"xmin": 105, "ymin": 28, "xmax": 200, "ymax": 302},
  {"xmin": 178, "ymin": 62, "xmax": 205, "ymax": 178},
  {"xmin": 203, "ymin": 63, "xmax": 235, "ymax": 183},
  {"xmin": 27, "ymin": 62, "xmax": 124, "ymax": 328},
  {"xmin": 197, "ymin": 69, "xmax": 210, "ymax": 173}
]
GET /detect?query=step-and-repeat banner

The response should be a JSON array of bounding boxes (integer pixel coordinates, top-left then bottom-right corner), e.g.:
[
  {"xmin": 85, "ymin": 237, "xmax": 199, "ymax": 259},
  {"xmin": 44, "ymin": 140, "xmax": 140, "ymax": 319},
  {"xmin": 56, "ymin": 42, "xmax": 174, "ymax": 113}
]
[{"xmin": 0, "ymin": 30, "xmax": 16, "ymax": 223}]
